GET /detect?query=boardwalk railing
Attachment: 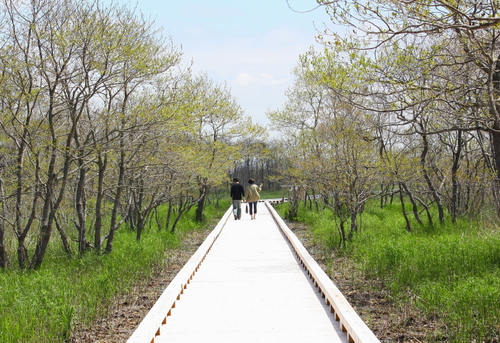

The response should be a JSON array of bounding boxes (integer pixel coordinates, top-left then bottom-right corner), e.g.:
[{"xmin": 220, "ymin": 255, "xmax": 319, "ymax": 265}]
[
  {"xmin": 265, "ymin": 202, "xmax": 380, "ymax": 343},
  {"xmin": 126, "ymin": 207, "xmax": 233, "ymax": 343},
  {"xmin": 127, "ymin": 201, "xmax": 380, "ymax": 343}
]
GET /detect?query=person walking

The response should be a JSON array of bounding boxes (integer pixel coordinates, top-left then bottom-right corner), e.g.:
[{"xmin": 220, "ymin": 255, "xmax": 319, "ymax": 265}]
[
  {"xmin": 230, "ymin": 178, "xmax": 245, "ymax": 220},
  {"xmin": 246, "ymin": 178, "xmax": 262, "ymax": 220}
]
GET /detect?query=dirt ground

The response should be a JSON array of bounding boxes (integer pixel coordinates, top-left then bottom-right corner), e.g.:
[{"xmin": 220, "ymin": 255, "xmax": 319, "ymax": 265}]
[{"xmin": 71, "ymin": 222, "xmax": 444, "ymax": 343}]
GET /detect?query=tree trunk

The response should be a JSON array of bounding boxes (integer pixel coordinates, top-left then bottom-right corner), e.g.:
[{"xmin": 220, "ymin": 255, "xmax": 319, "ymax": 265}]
[
  {"xmin": 31, "ymin": 219, "xmax": 54, "ymax": 269},
  {"xmin": 338, "ymin": 220, "xmax": 347, "ymax": 248},
  {"xmin": 0, "ymin": 177, "xmax": 7, "ymax": 270},
  {"xmin": 75, "ymin": 160, "xmax": 87, "ymax": 254},
  {"xmin": 105, "ymin": 148, "xmax": 125, "ymax": 254},
  {"xmin": 401, "ymin": 183, "xmax": 423, "ymax": 226},
  {"xmin": 0, "ymin": 235, "xmax": 6, "ymax": 270},
  {"xmin": 55, "ymin": 215, "xmax": 72, "ymax": 256},
  {"xmin": 399, "ymin": 184, "xmax": 412, "ymax": 232},
  {"xmin": 349, "ymin": 208, "xmax": 358, "ymax": 240},
  {"xmin": 31, "ymin": 145, "xmax": 73, "ymax": 268},
  {"xmin": 16, "ymin": 176, "xmax": 40, "ymax": 269},
  {"xmin": 14, "ymin": 134, "xmax": 32, "ymax": 269},
  {"xmin": 30, "ymin": 151, "xmax": 58, "ymax": 269},
  {"xmin": 450, "ymin": 130, "xmax": 463, "ymax": 223},
  {"xmin": 134, "ymin": 178, "xmax": 145, "ymax": 241},
  {"xmin": 195, "ymin": 185, "xmax": 207, "ymax": 222},
  {"xmin": 490, "ymin": 119, "xmax": 500, "ymax": 218},
  {"xmin": 94, "ymin": 154, "xmax": 107, "ymax": 251},
  {"xmin": 136, "ymin": 215, "xmax": 145, "ymax": 241},
  {"xmin": 17, "ymin": 243, "xmax": 28, "ymax": 270},
  {"xmin": 420, "ymin": 133, "xmax": 445, "ymax": 223},
  {"xmin": 165, "ymin": 199, "xmax": 173, "ymax": 231},
  {"xmin": 171, "ymin": 200, "xmax": 197, "ymax": 233}
]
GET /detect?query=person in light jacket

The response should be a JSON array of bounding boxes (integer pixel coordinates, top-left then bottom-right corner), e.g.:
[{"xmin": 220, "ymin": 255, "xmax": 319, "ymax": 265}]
[{"xmin": 246, "ymin": 178, "xmax": 262, "ymax": 220}]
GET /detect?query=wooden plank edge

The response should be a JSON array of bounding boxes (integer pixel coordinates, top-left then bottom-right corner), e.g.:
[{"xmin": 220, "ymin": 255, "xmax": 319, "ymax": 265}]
[
  {"xmin": 126, "ymin": 206, "xmax": 233, "ymax": 343},
  {"xmin": 265, "ymin": 201, "xmax": 380, "ymax": 343}
]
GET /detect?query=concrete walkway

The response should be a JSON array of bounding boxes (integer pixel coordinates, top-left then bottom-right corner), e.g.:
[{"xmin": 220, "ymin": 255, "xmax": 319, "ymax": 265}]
[{"xmin": 154, "ymin": 203, "xmax": 348, "ymax": 343}]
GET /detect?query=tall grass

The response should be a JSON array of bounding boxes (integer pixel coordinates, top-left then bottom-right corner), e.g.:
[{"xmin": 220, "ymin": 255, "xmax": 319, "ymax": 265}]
[
  {"xmin": 0, "ymin": 201, "xmax": 228, "ymax": 343},
  {"xmin": 277, "ymin": 201, "xmax": 500, "ymax": 342},
  {"xmin": 276, "ymin": 204, "xmax": 341, "ymax": 250}
]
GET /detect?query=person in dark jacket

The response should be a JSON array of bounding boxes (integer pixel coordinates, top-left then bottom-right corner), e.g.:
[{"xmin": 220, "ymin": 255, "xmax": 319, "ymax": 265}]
[{"xmin": 230, "ymin": 178, "xmax": 245, "ymax": 220}]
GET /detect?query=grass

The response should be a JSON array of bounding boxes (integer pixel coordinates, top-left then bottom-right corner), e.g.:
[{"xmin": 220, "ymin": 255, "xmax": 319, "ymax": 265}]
[
  {"xmin": 5, "ymin": 195, "xmax": 499, "ymax": 342},
  {"xmin": 260, "ymin": 189, "xmax": 283, "ymax": 199},
  {"xmin": 275, "ymin": 201, "xmax": 500, "ymax": 342},
  {"xmin": 0, "ymin": 200, "xmax": 229, "ymax": 343}
]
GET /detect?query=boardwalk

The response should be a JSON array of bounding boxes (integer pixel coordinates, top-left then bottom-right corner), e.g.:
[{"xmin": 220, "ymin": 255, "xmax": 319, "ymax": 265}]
[{"xmin": 127, "ymin": 202, "xmax": 380, "ymax": 343}]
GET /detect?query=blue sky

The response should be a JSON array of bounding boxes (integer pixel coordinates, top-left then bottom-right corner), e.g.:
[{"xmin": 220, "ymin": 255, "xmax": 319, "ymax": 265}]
[{"xmin": 120, "ymin": 1, "xmax": 333, "ymax": 127}]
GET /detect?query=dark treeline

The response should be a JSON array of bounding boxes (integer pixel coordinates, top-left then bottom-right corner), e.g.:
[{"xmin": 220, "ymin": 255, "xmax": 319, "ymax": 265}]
[{"xmin": 230, "ymin": 157, "xmax": 282, "ymax": 192}]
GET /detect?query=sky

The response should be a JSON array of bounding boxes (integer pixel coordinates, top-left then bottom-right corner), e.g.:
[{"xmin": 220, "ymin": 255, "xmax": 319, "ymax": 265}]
[{"xmin": 118, "ymin": 1, "xmax": 333, "ymax": 128}]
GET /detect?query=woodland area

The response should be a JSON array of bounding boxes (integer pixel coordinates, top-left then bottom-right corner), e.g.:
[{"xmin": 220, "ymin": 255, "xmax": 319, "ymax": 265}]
[
  {"xmin": 1, "ymin": 0, "xmax": 500, "ymax": 341},
  {"xmin": 267, "ymin": 0, "xmax": 500, "ymax": 245},
  {"xmin": 0, "ymin": 0, "xmax": 272, "ymax": 271},
  {"xmin": 1, "ymin": 0, "xmax": 500, "ymax": 270}
]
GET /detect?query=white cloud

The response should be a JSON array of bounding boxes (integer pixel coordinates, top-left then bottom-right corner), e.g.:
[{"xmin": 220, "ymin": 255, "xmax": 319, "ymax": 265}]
[
  {"xmin": 258, "ymin": 73, "xmax": 288, "ymax": 85},
  {"xmin": 235, "ymin": 73, "xmax": 257, "ymax": 85},
  {"xmin": 235, "ymin": 72, "xmax": 288, "ymax": 86}
]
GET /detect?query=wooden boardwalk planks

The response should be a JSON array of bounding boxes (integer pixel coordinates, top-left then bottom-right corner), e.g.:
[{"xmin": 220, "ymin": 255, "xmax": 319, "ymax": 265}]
[{"xmin": 127, "ymin": 202, "xmax": 380, "ymax": 343}]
